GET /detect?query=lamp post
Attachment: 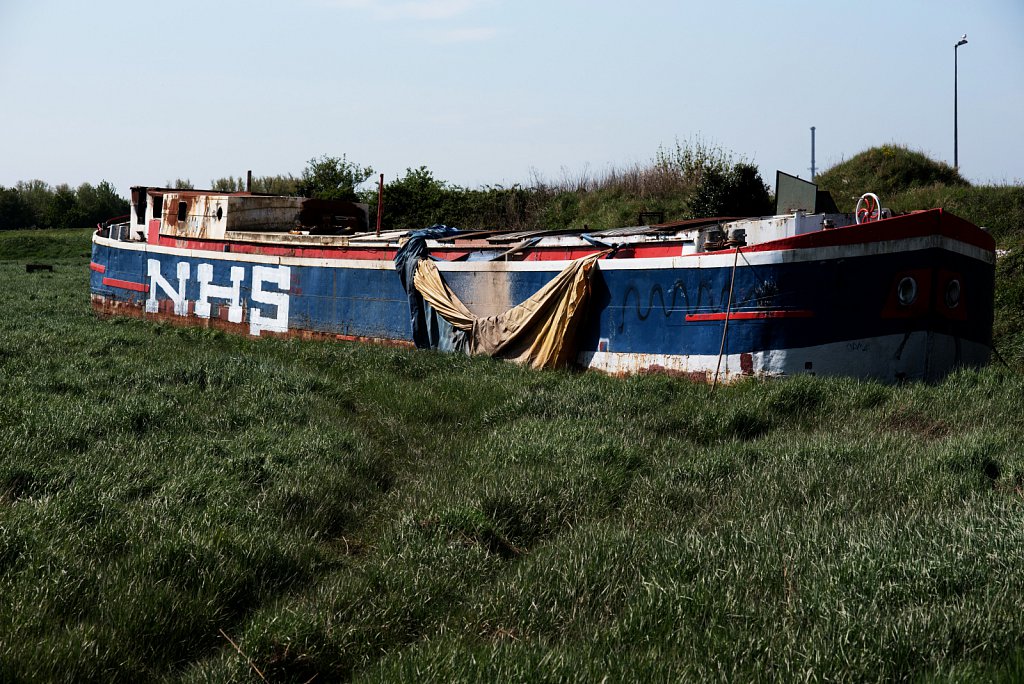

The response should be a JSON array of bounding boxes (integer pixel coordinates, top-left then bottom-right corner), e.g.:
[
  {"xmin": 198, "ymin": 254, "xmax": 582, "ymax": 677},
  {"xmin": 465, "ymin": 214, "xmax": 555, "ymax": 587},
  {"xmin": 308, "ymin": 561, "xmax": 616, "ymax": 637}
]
[{"xmin": 954, "ymin": 34, "xmax": 968, "ymax": 170}]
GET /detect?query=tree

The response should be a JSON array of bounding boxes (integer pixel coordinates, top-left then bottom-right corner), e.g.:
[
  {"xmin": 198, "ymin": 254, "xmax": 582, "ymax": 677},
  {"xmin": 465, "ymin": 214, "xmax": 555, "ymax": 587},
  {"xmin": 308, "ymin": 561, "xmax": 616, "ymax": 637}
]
[
  {"xmin": 210, "ymin": 176, "xmax": 246, "ymax": 192},
  {"xmin": 16, "ymin": 180, "xmax": 52, "ymax": 227},
  {"xmin": 375, "ymin": 166, "xmax": 462, "ymax": 232},
  {"xmin": 0, "ymin": 180, "xmax": 128, "ymax": 229},
  {"xmin": 689, "ymin": 162, "xmax": 773, "ymax": 218},
  {"xmin": 77, "ymin": 181, "xmax": 128, "ymax": 226},
  {"xmin": 252, "ymin": 174, "xmax": 300, "ymax": 196},
  {"xmin": 0, "ymin": 186, "xmax": 32, "ymax": 230},
  {"xmin": 300, "ymin": 155, "xmax": 374, "ymax": 201},
  {"xmin": 45, "ymin": 184, "xmax": 81, "ymax": 229}
]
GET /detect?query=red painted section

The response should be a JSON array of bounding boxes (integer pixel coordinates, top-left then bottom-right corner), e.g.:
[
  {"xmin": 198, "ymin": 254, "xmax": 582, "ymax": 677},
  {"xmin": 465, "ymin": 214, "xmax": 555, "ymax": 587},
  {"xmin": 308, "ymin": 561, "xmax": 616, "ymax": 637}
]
[
  {"xmin": 89, "ymin": 262, "xmax": 106, "ymax": 273},
  {"xmin": 742, "ymin": 209, "xmax": 995, "ymax": 255},
  {"xmin": 139, "ymin": 207, "xmax": 992, "ymax": 264},
  {"xmin": 153, "ymin": 233, "xmax": 398, "ymax": 260},
  {"xmin": 102, "ymin": 277, "xmax": 150, "ymax": 293},
  {"xmin": 880, "ymin": 269, "xmax": 933, "ymax": 319},
  {"xmin": 685, "ymin": 310, "xmax": 814, "ymax": 322}
]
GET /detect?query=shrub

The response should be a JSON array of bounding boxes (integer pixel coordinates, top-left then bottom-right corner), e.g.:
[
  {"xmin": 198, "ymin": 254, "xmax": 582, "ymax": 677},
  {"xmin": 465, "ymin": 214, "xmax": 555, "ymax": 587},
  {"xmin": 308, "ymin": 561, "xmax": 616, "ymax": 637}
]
[{"xmin": 300, "ymin": 154, "xmax": 374, "ymax": 201}]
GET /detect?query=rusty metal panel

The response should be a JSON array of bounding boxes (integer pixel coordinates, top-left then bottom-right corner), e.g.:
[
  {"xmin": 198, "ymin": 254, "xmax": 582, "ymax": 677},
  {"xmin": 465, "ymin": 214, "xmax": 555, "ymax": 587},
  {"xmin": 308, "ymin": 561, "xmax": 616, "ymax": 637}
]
[
  {"xmin": 226, "ymin": 197, "xmax": 369, "ymax": 234},
  {"xmin": 225, "ymin": 196, "xmax": 306, "ymax": 232},
  {"xmin": 160, "ymin": 193, "xmax": 230, "ymax": 240},
  {"xmin": 155, "ymin": 190, "xmax": 371, "ymax": 239}
]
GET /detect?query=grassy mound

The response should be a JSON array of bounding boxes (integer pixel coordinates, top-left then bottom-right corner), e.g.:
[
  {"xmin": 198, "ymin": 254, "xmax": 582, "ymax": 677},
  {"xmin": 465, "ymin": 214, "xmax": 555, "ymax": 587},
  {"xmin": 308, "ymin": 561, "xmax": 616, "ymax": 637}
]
[
  {"xmin": 816, "ymin": 145, "xmax": 970, "ymax": 212},
  {"xmin": 0, "ymin": 228, "xmax": 94, "ymax": 262},
  {"xmin": 886, "ymin": 185, "xmax": 1024, "ymax": 244}
]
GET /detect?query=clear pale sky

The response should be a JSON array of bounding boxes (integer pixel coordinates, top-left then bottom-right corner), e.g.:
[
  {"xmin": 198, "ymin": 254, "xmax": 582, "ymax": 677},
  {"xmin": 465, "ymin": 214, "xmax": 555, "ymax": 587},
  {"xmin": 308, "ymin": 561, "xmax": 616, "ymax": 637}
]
[{"xmin": 1, "ymin": 0, "xmax": 1021, "ymax": 199}]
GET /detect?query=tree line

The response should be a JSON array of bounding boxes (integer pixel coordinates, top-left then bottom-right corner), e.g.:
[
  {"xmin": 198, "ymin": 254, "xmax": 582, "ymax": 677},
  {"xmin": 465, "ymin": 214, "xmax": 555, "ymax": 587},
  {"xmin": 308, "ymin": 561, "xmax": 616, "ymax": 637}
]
[
  {"xmin": 206, "ymin": 148, "xmax": 772, "ymax": 233},
  {"xmin": 0, "ymin": 181, "xmax": 129, "ymax": 230},
  {"xmin": 1, "ymin": 142, "xmax": 774, "ymax": 232}
]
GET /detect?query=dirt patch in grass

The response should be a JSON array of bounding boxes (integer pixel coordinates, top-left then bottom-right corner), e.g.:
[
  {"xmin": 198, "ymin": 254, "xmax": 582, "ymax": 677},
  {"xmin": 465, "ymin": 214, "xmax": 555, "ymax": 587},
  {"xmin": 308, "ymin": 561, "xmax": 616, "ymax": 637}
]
[{"xmin": 879, "ymin": 408, "xmax": 952, "ymax": 440}]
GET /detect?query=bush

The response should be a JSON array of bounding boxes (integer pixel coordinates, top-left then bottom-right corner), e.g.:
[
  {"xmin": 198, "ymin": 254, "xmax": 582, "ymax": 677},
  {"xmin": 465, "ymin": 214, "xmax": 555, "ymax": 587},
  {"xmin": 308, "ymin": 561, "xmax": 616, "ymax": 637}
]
[
  {"xmin": 689, "ymin": 162, "xmax": 773, "ymax": 218},
  {"xmin": 300, "ymin": 155, "xmax": 374, "ymax": 201}
]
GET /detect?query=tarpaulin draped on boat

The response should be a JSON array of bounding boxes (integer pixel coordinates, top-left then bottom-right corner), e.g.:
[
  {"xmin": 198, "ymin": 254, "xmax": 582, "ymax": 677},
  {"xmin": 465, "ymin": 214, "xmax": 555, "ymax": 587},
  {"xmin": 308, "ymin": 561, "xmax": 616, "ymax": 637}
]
[
  {"xmin": 412, "ymin": 252, "xmax": 605, "ymax": 369},
  {"xmin": 393, "ymin": 225, "xmax": 463, "ymax": 348}
]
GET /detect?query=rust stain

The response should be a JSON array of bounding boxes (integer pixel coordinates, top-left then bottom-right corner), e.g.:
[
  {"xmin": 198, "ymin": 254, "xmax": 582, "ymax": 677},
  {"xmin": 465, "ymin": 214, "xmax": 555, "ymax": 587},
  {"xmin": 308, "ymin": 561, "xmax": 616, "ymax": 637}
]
[
  {"xmin": 91, "ymin": 295, "xmax": 414, "ymax": 348},
  {"xmin": 740, "ymin": 352, "xmax": 754, "ymax": 375},
  {"xmin": 639, "ymin": 364, "xmax": 711, "ymax": 383}
]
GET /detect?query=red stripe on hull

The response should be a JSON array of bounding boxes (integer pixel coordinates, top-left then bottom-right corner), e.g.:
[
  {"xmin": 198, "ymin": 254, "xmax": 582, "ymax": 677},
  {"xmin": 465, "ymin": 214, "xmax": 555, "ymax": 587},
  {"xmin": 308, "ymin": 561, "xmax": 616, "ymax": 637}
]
[
  {"xmin": 154, "ymin": 234, "xmax": 396, "ymax": 260},
  {"xmin": 89, "ymin": 262, "xmax": 106, "ymax": 273},
  {"xmin": 685, "ymin": 310, "xmax": 815, "ymax": 322},
  {"xmin": 142, "ymin": 208, "xmax": 991, "ymax": 263},
  {"xmin": 102, "ymin": 277, "xmax": 150, "ymax": 292}
]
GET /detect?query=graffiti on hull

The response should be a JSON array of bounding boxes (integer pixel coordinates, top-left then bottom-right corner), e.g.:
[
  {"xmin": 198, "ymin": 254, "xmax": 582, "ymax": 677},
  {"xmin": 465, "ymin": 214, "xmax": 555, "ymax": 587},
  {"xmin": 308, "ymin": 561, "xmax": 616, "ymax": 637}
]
[{"xmin": 145, "ymin": 259, "xmax": 290, "ymax": 336}]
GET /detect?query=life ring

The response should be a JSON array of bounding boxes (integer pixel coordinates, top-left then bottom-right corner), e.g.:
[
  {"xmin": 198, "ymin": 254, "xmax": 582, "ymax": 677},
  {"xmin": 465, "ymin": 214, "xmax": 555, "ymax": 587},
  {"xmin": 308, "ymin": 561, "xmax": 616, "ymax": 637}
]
[{"xmin": 855, "ymin": 193, "xmax": 882, "ymax": 224}]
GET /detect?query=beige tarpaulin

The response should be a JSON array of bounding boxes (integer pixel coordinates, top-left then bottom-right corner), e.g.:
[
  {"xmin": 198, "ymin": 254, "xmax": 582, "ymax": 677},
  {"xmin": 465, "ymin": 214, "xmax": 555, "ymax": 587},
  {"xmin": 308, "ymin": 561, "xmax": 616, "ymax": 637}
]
[{"xmin": 413, "ymin": 252, "xmax": 605, "ymax": 369}]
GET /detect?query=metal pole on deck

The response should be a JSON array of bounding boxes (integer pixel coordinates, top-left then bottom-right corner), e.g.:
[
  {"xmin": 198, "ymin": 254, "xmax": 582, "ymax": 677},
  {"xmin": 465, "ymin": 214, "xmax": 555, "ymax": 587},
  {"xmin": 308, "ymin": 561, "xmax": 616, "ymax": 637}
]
[
  {"xmin": 246, "ymin": 170, "xmax": 252, "ymax": 192},
  {"xmin": 375, "ymin": 173, "xmax": 384, "ymax": 237}
]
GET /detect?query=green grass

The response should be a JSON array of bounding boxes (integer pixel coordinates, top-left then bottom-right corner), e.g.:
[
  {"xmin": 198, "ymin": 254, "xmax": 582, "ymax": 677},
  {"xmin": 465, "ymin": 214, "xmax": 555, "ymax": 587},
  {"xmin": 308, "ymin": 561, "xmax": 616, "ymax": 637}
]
[
  {"xmin": 887, "ymin": 185, "xmax": 1024, "ymax": 245},
  {"xmin": 4, "ymin": 234, "xmax": 1024, "ymax": 681},
  {"xmin": 0, "ymin": 227, "xmax": 94, "ymax": 262}
]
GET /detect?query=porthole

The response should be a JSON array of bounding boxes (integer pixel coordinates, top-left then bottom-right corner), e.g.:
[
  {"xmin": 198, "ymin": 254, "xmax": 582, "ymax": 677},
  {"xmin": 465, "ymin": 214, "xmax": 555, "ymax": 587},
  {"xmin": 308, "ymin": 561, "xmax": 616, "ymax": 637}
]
[
  {"xmin": 945, "ymin": 279, "xmax": 961, "ymax": 308},
  {"xmin": 216, "ymin": 206, "xmax": 224, "ymax": 221},
  {"xmin": 897, "ymin": 277, "xmax": 918, "ymax": 306}
]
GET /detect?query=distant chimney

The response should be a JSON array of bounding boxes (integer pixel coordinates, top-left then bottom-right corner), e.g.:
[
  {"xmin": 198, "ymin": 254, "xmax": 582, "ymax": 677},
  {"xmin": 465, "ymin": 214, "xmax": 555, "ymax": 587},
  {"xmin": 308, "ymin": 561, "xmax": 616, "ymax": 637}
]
[
  {"xmin": 246, "ymin": 170, "xmax": 252, "ymax": 192},
  {"xmin": 810, "ymin": 127, "xmax": 817, "ymax": 181}
]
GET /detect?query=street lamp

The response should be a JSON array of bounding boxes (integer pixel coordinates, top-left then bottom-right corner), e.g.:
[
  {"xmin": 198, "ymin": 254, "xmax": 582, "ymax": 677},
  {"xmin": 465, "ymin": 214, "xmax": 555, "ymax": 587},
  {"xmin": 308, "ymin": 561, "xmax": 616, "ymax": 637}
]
[{"xmin": 955, "ymin": 34, "xmax": 968, "ymax": 170}]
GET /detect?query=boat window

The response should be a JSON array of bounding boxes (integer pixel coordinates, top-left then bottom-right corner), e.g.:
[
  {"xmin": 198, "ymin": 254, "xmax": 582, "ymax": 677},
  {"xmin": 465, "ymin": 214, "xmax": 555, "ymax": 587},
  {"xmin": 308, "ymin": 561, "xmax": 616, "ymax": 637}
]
[
  {"xmin": 153, "ymin": 195, "xmax": 163, "ymax": 220},
  {"xmin": 177, "ymin": 201, "xmax": 187, "ymax": 222}
]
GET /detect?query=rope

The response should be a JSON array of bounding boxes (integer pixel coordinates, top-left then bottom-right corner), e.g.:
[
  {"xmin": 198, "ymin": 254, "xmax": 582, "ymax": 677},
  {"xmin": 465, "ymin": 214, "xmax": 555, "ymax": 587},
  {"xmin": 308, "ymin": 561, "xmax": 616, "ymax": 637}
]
[
  {"xmin": 711, "ymin": 246, "xmax": 741, "ymax": 392},
  {"xmin": 991, "ymin": 342, "xmax": 1012, "ymax": 369}
]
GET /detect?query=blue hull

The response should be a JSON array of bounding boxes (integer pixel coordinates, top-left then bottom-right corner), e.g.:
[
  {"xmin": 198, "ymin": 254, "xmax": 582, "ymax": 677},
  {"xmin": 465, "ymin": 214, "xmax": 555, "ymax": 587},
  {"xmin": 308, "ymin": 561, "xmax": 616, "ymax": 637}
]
[{"xmin": 90, "ymin": 227, "xmax": 994, "ymax": 382}]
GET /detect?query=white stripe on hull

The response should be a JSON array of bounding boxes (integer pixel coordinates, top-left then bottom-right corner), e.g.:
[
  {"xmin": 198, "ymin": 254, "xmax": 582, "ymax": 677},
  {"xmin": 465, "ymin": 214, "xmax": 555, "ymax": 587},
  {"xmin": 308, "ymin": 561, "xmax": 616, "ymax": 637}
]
[{"xmin": 579, "ymin": 332, "xmax": 991, "ymax": 383}]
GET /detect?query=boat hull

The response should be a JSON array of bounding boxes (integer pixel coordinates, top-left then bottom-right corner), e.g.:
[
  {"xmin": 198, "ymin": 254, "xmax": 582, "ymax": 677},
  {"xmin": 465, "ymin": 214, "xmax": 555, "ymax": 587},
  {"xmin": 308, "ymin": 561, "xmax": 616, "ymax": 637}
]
[{"xmin": 89, "ymin": 210, "xmax": 995, "ymax": 382}]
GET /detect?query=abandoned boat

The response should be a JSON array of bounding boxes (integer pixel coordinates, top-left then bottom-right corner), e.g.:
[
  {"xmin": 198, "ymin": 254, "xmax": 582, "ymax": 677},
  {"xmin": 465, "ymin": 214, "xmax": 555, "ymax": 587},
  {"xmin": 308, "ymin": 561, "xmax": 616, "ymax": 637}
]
[{"xmin": 89, "ymin": 173, "xmax": 995, "ymax": 382}]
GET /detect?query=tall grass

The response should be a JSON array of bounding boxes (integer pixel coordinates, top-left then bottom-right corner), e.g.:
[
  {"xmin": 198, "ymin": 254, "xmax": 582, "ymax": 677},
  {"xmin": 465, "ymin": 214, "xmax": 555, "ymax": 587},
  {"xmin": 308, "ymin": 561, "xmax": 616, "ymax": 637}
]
[
  {"xmin": 887, "ymin": 185, "xmax": 1024, "ymax": 245},
  {"xmin": 3, "ymin": 235, "xmax": 1024, "ymax": 681}
]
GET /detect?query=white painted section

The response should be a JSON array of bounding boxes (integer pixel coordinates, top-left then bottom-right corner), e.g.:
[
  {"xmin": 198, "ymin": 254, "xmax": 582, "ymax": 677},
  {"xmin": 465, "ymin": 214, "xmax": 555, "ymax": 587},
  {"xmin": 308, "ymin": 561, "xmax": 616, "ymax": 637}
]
[
  {"xmin": 579, "ymin": 332, "xmax": 991, "ymax": 383},
  {"xmin": 720, "ymin": 212, "xmax": 854, "ymax": 245},
  {"xmin": 250, "ymin": 265, "xmax": 291, "ymax": 336},
  {"xmin": 158, "ymin": 193, "xmax": 231, "ymax": 240},
  {"xmin": 194, "ymin": 263, "xmax": 244, "ymax": 323},
  {"xmin": 145, "ymin": 259, "xmax": 190, "ymax": 315}
]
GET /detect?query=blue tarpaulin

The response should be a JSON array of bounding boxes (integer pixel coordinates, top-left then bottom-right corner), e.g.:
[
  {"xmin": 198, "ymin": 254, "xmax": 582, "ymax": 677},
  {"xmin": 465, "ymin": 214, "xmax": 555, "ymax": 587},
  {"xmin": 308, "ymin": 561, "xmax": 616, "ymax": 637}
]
[{"xmin": 393, "ymin": 225, "xmax": 463, "ymax": 349}]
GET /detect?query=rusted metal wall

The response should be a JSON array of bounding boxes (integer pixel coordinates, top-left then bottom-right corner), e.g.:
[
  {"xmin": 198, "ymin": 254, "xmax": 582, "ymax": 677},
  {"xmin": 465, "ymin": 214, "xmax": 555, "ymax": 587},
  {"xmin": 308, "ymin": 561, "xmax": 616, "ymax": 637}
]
[
  {"xmin": 160, "ymin": 193, "xmax": 230, "ymax": 240},
  {"xmin": 156, "ymin": 192, "xmax": 370, "ymax": 238}
]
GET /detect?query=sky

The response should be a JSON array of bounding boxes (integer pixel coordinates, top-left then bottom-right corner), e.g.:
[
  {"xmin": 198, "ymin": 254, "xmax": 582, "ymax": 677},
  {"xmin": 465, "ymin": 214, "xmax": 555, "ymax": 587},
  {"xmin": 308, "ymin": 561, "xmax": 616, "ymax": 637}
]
[{"xmin": 1, "ymin": 0, "xmax": 1021, "ymax": 199}]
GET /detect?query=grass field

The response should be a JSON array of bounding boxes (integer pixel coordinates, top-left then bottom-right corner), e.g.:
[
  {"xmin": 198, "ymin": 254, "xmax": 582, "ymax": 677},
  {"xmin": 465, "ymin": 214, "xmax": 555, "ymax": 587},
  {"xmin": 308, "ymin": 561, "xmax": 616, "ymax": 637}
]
[{"xmin": 2, "ymin": 228, "xmax": 1024, "ymax": 681}]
